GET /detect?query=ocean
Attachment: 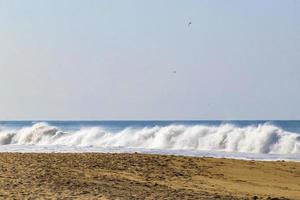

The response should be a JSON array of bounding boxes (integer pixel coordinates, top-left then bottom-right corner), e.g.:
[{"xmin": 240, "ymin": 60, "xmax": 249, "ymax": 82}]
[{"xmin": 0, "ymin": 120, "xmax": 299, "ymax": 161}]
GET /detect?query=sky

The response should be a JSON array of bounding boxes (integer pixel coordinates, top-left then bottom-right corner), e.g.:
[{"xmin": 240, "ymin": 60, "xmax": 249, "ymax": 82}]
[{"xmin": 0, "ymin": 0, "xmax": 299, "ymax": 120}]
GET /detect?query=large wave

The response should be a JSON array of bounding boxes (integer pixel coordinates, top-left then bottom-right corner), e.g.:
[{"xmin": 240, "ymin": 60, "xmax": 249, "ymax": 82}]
[{"xmin": 0, "ymin": 123, "xmax": 299, "ymax": 154}]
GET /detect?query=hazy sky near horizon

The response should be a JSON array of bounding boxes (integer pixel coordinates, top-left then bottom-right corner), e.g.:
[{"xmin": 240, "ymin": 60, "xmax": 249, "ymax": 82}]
[{"xmin": 0, "ymin": 0, "xmax": 299, "ymax": 120}]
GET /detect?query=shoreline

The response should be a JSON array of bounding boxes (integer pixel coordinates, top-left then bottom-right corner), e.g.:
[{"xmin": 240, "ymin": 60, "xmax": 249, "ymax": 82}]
[
  {"xmin": 1, "ymin": 151, "xmax": 300, "ymax": 162},
  {"xmin": 0, "ymin": 153, "xmax": 299, "ymax": 199},
  {"xmin": 1, "ymin": 145, "xmax": 299, "ymax": 162}
]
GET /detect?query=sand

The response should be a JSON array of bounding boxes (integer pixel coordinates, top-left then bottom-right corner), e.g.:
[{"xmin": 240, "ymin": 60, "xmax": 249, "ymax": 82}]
[{"xmin": 0, "ymin": 153, "xmax": 299, "ymax": 199}]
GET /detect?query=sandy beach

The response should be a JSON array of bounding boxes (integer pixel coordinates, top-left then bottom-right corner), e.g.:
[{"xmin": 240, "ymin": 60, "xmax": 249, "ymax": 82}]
[{"xmin": 0, "ymin": 153, "xmax": 299, "ymax": 199}]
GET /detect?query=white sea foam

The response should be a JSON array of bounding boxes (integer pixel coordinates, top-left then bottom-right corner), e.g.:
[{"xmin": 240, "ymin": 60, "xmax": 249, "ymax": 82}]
[{"xmin": 0, "ymin": 122, "xmax": 299, "ymax": 157}]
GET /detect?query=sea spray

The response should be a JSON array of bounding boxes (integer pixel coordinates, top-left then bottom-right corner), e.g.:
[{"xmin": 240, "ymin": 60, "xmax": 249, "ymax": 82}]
[{"xmin": 0, "ymin": 122, "xmax": 299, "ymax": 154}]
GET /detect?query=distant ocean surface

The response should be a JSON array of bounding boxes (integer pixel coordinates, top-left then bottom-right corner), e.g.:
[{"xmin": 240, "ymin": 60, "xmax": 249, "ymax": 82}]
[{"xmin": 0, "ymin": 121, "xmax": 299, "ymax": 161}]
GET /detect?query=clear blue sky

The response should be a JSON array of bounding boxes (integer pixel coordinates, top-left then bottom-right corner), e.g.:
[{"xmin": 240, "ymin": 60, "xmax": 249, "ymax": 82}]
[{"xmin": 0, "ymin": 0, "xmax": 299, "ymax": 120}]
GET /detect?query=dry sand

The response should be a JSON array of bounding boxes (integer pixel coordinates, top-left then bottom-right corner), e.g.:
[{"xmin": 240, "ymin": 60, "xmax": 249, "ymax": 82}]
[{"xmin": 0, "ymin": 153, "xmax": 299, "ymax": 199}]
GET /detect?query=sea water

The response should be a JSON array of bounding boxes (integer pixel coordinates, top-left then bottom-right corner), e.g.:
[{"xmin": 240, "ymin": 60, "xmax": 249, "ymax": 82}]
[{"xmin": 0, "ymin": 120, "xmax": 299, "ymax": 161}]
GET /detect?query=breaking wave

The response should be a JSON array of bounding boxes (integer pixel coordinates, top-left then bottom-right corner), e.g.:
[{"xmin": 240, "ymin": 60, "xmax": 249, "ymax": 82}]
[{"xmin": 0, "ymin": 122, "xmax": 299, "ymax": 154}]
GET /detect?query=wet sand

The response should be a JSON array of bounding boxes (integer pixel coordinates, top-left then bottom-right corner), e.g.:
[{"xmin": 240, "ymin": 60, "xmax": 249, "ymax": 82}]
[{"xmin": 0, "ymin": 153, "xmax": 299, "ymax": 199}]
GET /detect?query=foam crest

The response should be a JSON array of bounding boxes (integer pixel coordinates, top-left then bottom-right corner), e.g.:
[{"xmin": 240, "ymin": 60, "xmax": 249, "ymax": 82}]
[{"xmin": 0, "ymin": 123, "xmax": 299, "ymax": 154}]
